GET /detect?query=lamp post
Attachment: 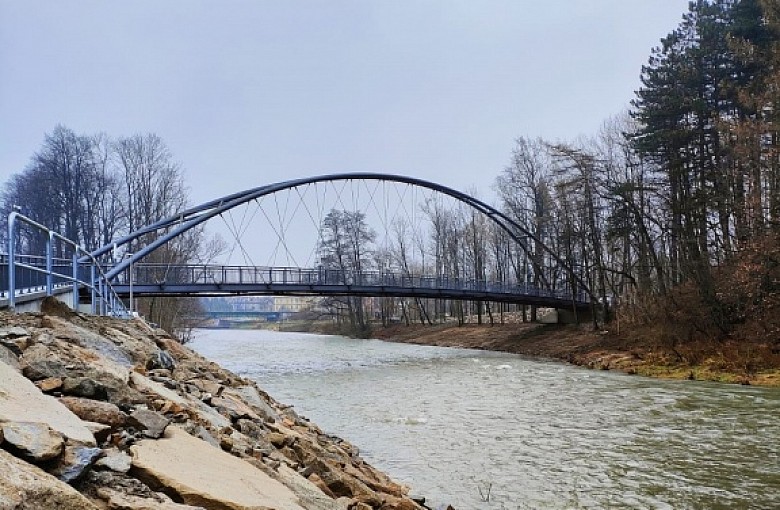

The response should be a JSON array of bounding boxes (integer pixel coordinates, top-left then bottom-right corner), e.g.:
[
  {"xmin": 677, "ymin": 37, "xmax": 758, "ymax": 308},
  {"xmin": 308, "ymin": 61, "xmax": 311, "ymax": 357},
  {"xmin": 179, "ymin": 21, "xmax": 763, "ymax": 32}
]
[{"xmin": 124, "ymin": 253, "xmax": 134, "ymax": 315}]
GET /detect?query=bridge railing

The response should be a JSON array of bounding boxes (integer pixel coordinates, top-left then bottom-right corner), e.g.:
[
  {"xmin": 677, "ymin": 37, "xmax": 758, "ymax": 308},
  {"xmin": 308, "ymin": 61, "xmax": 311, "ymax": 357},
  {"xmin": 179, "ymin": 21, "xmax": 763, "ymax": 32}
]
[
  {"xmin": 0, "ymin": 254, "xmax": 78, "ymax": 297},
  {"xmin": 4, "ymin": 212, "xmax": 128, "ymax": 315},
  {"xmin": 124, "ymin": 263, "xmax": 589, "ymax": 304}
]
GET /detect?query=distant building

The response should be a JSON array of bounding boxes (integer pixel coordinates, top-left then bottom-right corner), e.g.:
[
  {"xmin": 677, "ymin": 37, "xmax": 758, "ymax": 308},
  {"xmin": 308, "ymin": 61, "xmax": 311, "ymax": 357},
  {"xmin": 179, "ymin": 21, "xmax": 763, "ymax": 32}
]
[{"xmin": 273, "ymin": 296, "xmax": 320, "ymax": 313}]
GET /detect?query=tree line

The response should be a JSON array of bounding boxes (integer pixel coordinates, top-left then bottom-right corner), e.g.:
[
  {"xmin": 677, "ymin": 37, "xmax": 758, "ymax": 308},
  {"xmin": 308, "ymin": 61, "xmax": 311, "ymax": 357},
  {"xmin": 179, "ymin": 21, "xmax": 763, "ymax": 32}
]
[
  {"xmin": 1, "ymin": 125, "xmax": 221, "ymax": 339},
  {"xmin": 499, "ymin": 0, "xmax": 780, "ymax": 335},
  {"xmin": 313, "ymin": 0, "xmax": 780, "ymax": 336}
]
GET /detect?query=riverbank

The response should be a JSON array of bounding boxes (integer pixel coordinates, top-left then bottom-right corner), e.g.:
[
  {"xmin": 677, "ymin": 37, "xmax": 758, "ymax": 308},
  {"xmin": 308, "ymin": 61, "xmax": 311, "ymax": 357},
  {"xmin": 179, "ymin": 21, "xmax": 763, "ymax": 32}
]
[
  {"xmin": 0, "ymin": 298, "xmax": 427, "ymax": 510},
  {"xmin": 294, "ymin": 321, "xmax": 780, "ymax": 387}
]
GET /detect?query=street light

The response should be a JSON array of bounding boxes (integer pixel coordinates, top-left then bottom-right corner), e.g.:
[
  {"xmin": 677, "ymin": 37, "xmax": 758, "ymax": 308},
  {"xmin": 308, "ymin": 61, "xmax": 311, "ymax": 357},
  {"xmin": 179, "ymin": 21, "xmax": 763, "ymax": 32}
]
[{"xmin": 124, "ymin": 253, "xmax": 135, "ymax": 316}]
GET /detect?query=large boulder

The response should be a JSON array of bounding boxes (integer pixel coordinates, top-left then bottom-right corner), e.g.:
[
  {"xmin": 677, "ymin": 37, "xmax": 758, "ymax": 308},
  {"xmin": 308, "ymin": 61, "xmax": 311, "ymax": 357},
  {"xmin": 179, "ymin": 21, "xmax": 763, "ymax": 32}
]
[
  {"xmin": 0, "ymin": 422, "xmax": 64, "ymax": 462},
  {"xmin": 0, "ymin": 344, "xmax": 20, "ymax": 371},
  {"xmin": 49, "ymin": 442, "xmax": 101, "ymax": 482},
  {"xmin": 40, "ymin": 316, "xmax": 135, "ymax": 370},
  {"xmin": 61, "ymin": 377, "xmax": 110, "ymax": 400},
  {"xmin": 0, "ymin": 361, "xmax": 95, "ymax": 446},
  {"xmin": 130, "ymin": 372, "xmax": 188, "ymax": 406},
  {"xmin": 128, "ymin": 409, "xmax": 170, "ymax": 439},
  {"xmin": 0, "ymin": 325, "xmax": 30, "ymax": 355},
  {"xmin": 96, "ymin": 321, "xmax": 162, "ymax": 365},
  {"xmin": 59, "ymin": 396, "xmax": 128, "ymax": 428},
  {"xmin": 225, "ymin": 386, "xmax": 281, "ymax": 423},
  {"xmin": 210, "ymin": 394, "xmax": 262, "ymax": 422},
  {"xmin": 95, "ymin": 448, "xmax": 133, "ymax": 473},
  {"xmin": 130, "ymin": 427, "xmax": 306, "ymax": 510},
  {"xmin": 0, "ymin": 448, "xmax": 99, "ymax": 509},
  {"xmin": 0, "ymin": 324, "xmax": 31, "ymax": 357},
  {"xmin": 19, "ymin": 339, "xmax": 145, "ymax": 406},
  {"xmin": 0, "ymin": 326, "xmax": 29, "ymax": 339},
  {"xmin": 21, "ymin": 334, "xmax": 131, "ymax": 386}
]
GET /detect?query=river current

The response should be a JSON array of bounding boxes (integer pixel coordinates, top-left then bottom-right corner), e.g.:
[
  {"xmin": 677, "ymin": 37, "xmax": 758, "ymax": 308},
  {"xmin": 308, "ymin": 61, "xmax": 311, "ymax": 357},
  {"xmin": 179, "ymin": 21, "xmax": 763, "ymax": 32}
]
[{"xmin": 189, "ymin": 329, "xmax": 780, "ymax": 509}]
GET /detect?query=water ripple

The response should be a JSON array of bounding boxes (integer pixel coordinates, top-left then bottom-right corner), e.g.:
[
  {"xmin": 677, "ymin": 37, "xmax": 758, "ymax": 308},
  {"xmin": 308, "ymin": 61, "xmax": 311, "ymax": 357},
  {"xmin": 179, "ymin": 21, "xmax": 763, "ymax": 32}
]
[{"xmin": 190, "ymin": 329, "xmax": 780, "ymax": 509}]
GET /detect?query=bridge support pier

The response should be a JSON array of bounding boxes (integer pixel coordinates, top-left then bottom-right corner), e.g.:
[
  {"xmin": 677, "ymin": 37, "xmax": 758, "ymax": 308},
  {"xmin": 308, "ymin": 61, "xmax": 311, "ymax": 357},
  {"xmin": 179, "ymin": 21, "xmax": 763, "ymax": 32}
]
[
  {"xmin": 556, "ymin": 308, "xmax": 592, "ymax": 325},
  {"xmin": 537, "ymin": 307, "xmax": 592, "ymax": 325}
]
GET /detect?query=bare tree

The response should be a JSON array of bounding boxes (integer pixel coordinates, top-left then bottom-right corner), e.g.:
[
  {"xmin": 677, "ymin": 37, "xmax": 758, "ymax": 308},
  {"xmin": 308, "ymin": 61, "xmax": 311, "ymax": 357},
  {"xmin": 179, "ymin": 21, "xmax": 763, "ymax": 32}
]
[
  {"xmin": 318, "ymin": 209, "xmax": 376, "ymax": 333},
  {"xmin": 2, "ymin": 126, "xmax": 121, "ymax": 253},
  {"xmin": 496, "ymin": 137, "xmax": 555, "ymax": 320}
]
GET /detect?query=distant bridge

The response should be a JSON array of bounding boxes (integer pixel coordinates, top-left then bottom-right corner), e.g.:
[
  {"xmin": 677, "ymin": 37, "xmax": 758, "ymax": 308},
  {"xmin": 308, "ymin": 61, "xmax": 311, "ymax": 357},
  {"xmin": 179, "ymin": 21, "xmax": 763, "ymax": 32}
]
[{"xmin": 196, "ymin": 310, "xmax": 284, "ymax": 320}]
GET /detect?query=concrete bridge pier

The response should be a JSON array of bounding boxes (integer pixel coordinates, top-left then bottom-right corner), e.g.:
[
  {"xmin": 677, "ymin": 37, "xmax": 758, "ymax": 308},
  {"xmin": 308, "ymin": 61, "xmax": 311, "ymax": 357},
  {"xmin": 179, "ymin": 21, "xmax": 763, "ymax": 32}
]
[{"xmin": 538, "ymin": 307, "xmax": 593, "ymax": 325}]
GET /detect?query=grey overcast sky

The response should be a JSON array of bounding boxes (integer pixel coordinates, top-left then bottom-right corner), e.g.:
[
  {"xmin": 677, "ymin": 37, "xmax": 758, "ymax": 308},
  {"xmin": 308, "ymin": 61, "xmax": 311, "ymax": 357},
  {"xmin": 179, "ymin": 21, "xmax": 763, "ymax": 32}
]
[{"xmin": 1, "ymin": 1, "xmax": 689, "ymax": 205}]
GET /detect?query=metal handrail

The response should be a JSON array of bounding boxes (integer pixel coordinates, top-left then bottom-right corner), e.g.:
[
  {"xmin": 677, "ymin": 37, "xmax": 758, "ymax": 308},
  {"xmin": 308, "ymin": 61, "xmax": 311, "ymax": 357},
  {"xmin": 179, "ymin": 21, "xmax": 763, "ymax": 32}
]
[
  {"xmin": 6, "ymin": 212, "xmax": 128, "ymax": 316},
  {"xmin": 120, "ymin": 263, "xmax": 589, "ymax": 304}
]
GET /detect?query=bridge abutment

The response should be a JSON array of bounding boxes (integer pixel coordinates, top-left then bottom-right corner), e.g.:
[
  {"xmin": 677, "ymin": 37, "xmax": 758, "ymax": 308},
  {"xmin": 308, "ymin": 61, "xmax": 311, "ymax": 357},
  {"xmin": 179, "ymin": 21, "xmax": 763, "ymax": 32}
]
[
  {"xmin": 3, "ymin": 288, "xmax": 78, "ymax": 313},
  {"xmin": 537, "ymin": 307, "xmax": 593, "ymax": 325}
]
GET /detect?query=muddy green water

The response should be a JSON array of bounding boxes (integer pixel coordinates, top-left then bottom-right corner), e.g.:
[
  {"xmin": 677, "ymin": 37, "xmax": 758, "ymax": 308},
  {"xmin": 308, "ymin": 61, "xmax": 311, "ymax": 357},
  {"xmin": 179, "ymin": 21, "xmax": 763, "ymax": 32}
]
[{"xmin": 190, "ymin": 329, "xmax": 780, "ymax": 509}]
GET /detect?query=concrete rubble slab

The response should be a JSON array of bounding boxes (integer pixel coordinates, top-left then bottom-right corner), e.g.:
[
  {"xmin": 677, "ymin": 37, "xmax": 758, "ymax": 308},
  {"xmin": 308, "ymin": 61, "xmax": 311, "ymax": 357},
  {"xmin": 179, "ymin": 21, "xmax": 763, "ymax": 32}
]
[
  {"xmin": 130, "ymin": 427, "xmax": 307, "ymax": 510},
  {"xmin": 0, "ymin": 360, "xmax": 96, "ymax": 446}
]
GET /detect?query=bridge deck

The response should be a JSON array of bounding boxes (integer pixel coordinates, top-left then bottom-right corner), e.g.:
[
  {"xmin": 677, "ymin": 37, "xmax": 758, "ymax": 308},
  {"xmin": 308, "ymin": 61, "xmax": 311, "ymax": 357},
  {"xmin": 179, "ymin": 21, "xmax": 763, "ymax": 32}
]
[{"xmin": 112, "ymin": 264, "xmax": 590, "ymax": 310}]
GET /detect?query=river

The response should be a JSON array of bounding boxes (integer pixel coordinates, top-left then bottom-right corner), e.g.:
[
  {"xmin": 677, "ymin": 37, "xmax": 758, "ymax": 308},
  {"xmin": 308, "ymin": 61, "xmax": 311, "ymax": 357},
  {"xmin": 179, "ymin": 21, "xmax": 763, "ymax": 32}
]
[{"xmin": 189, "ymin": 329, "xmax": 780, "ymax": 509}]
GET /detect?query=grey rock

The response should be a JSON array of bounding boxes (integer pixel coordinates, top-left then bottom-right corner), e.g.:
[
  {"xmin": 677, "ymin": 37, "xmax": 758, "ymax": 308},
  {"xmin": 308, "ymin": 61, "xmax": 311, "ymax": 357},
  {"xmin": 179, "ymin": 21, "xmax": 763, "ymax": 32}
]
[
  {"xmin": 0, "ymin": 344, "xmax": 20, "ymax": 371},
  {"xmin": 85, "ymin": 469, "xmax": 158, "ymax": 498},
  {"xmin": 195, "ymin": 426, "xmax": 221, "ymax": 449},
  {"xmin": 193, "ymin": 399, "xmax": 232, "ymax": 430},
  {"xmin": 21, "ymin": 344, "xmax": 140, "ymax": 405},
  {"xmin": 0, "ymin": 326, "xmax": 28, "ymax": 338},
  {"xmin": 1, "ymin": 329, "xmax": 31, "ymax": 355},
  {"xmin": 1, "ymin": 421, "xmax": 64, "ymax": 462},
  {"xmin": 229, "ymin": 385, "xmax": 281, "ymax": 423},
  {"xmin": 147, "ymin": 368, "xmax": 172, "ymax": 378},
  {"xmin": 23, "ymin": 359, "xmax": 69, "ymax": 380},
  {"xmin": 95, "ymin": 448, "xmax": 132, "ymax": 473},
  {"xmin": 129, "ymin": 409, "xmax": 170, "ymax": 439},
  {"xmin": 62, "ymin": 377, "xmax": 109, "ymax": 400},
  {"xmin": 74, "ymin": 333, "xmax": 134, "ymax": 368},
  {"xmin": 40, "ymin": 316, "xmax": 135, "ymax": 368},
  {"xmin": 147, "ymin": 349, "xmax": 176, "ymax": 371},
  {"xmin": 50, "ymin": 443, "xmax": 102, "ymax": 483},
  {"xmin": 100, "ymin": 377, "xmax": 148, "ymax": 406},
  {"xmin": 235, "ymin": 418, "xmax": 267, "ymax": 440}
]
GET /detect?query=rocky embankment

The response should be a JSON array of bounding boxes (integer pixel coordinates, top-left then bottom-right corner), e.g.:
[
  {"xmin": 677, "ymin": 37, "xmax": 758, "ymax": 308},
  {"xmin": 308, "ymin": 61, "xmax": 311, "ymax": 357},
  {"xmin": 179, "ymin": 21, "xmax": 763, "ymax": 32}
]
[{"xmin": 0, "ymin": 298, "xmax": 427, "ymax": 510}]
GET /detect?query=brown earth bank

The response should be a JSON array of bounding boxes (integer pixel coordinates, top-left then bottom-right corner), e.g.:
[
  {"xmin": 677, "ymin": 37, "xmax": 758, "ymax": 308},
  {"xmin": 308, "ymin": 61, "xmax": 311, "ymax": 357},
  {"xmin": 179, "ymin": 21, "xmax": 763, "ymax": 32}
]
[
  {"xmin": 292, "ymin": 320, "xmax": 780, "ymax": 387},
  {"xmin": 0, "ymin": 297, "xmax": 436, "ymax": 510}
]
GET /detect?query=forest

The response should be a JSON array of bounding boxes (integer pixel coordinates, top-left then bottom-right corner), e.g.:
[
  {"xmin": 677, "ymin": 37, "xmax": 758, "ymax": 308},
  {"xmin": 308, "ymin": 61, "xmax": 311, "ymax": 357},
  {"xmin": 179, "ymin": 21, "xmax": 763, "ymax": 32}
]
[{"xmin": 2, "ymin": 0, "xmax": 779, "ymax": 348}]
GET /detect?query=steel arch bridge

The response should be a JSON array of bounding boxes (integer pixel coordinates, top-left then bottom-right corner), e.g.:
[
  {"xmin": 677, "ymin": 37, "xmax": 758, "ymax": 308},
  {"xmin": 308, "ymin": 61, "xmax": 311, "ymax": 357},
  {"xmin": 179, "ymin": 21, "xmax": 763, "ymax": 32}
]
[{"xmin": 90, "ymin": 173, "xmax": 592, "ymax": 312}]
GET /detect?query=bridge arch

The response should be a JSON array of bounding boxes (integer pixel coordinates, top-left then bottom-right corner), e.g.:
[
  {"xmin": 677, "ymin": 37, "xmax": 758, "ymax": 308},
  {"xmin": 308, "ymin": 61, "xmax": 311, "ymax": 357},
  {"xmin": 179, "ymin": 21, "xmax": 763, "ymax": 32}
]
[{"xmin": 92, "ymin": 173, "xmax": 591, "ymax": 299}]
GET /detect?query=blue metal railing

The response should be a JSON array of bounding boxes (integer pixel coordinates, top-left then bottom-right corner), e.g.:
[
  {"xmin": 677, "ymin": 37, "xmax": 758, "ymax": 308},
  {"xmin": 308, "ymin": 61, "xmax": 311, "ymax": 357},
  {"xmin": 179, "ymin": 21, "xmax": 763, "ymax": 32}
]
[{"xmin": 4, "ymin": 212, "xmax": 127, "ymax": 316}]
